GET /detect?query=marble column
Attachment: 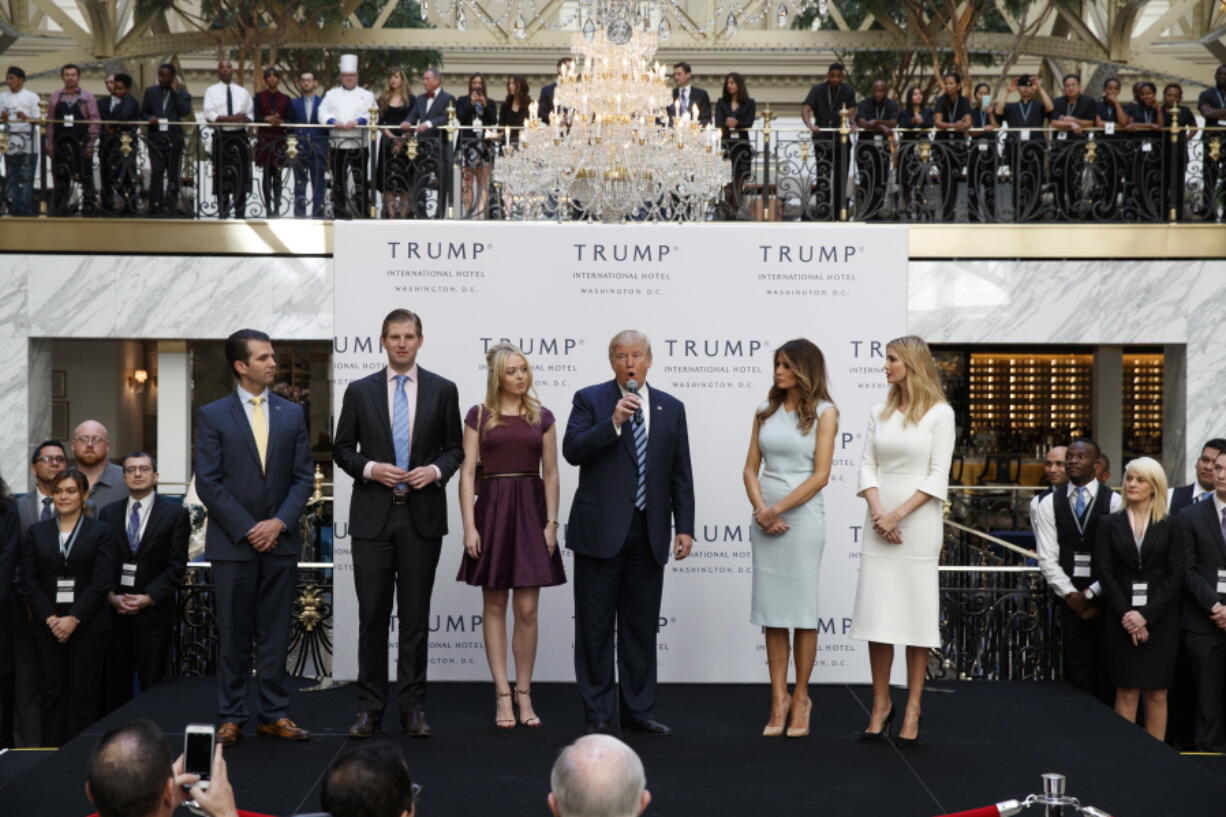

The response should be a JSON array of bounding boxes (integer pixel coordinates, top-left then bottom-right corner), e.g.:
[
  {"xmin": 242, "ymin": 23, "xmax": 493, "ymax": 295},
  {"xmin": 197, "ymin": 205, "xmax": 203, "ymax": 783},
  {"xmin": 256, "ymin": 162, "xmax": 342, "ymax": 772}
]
[
  {"xmin": 1162, "ymin": 344, "xmax": 1187, "ymax": 482},
  {"xmin": 156, "ymin": 342, "xmax": 192, "ymax": 495}
]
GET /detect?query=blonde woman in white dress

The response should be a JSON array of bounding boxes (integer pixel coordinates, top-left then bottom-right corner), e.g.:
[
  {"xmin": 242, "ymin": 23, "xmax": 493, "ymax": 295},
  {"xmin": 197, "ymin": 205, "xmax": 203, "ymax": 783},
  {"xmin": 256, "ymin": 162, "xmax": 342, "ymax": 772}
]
[{"xmin": 852, "ymin": 335, "xmax": 955, "ymax": 747}]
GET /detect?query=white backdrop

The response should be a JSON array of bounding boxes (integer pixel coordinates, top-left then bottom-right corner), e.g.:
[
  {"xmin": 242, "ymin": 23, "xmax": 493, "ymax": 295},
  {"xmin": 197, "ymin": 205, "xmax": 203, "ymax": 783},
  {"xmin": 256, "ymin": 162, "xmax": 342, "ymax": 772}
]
[{"xmin": 332, "ymin": 221, "xmax": 908, "ymax": 683}]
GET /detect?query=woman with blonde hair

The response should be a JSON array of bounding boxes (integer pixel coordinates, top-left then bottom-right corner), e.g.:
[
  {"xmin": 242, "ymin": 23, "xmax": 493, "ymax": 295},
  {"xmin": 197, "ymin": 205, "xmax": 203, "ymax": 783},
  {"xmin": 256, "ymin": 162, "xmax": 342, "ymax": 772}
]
[
  {"xmin": 743, "ymin": 339, "xmax": 837, "ymax": 738},
  {"xmin": 375, "ymin": 67, "xmax": 412, "ymax": 218},
  {"xmin": 851, "ymin": 335, "xmax": 955, "ymax": 746},
  {"xmin": 457, "ymin": 343, "xmax": 565, "ymax": 729},
  {"xmin": 1094, "ymin": 456, "xmax": 1184, "ymax": 740}
]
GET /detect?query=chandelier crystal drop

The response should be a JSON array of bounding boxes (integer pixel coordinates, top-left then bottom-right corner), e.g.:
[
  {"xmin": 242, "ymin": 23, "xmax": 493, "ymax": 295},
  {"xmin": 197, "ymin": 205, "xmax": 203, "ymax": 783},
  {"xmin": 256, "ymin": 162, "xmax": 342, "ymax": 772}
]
[{"xmin": 493, "ymin": 28, "xmax": 730, "ymax": 222}]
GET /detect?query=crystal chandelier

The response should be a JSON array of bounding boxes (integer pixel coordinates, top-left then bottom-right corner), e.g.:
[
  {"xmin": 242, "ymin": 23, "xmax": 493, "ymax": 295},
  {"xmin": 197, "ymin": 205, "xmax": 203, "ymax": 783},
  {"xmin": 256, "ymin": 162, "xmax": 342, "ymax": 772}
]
[
  {"xmin": 493, "ymin": 28, "xmax": 730, "ymax": 222},
  {"xmin": 419, "ymin": 0, "xmax": 830, "ymax": 39}
]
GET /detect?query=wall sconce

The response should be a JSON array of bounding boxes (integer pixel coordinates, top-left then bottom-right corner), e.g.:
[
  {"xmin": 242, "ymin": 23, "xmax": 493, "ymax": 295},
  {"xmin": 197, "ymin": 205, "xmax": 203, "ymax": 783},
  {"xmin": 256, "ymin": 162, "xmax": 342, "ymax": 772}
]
[{"xmin": 128, "ymin": 369, "xmax": 149, "ymax": 393}]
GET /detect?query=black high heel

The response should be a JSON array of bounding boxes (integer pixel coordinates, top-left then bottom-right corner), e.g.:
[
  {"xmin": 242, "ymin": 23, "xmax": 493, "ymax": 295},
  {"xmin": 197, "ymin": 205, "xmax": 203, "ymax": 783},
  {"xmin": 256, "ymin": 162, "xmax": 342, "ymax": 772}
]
[
  {"xmin": 858, "ymin": 705, "xmax": 895, "ymax": 743},
  {"xmin": 897, "ymin": 714, "xmax": 922, "ymax": 747}
]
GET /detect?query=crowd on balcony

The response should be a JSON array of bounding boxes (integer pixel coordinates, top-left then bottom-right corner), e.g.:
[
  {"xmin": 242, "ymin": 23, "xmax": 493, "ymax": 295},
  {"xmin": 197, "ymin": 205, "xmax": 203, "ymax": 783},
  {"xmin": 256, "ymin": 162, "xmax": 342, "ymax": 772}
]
[{"xmin": 1, "ymin": 57, "xmax": 1224, "ymax": 221}]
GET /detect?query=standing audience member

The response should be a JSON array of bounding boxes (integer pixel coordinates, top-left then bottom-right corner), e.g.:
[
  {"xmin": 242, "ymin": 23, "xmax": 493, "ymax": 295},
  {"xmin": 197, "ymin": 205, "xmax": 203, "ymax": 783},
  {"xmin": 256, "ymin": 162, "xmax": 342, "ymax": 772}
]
[
  {"xmin": 140, "ymin": 64, "xmax": 192, "ymax": 217},
  {"xmin": 800, "ymin": 63, "xmax": 856, "ymax": 220},
  {"xmin": 548, "ymin": 735, "xmax": 651, "ymax": 817},
  {"xmin": 290, "ymin": 71, "xmax": 328, "ymax": 218},
  {"xmin": 564, "ymin": 330, "xmax": 695, "ymax": 736},
  {"xmin": 319, "ymin": 54, "xmax": 376, "ymax": 219},
  {"xmin": 1179, "ymin": 449, "xmax": 1226, "ymax": 753},
  {"xmin": 1171, "ymin": 439, "xmax": 1226, "ymax": 514},
  {"xmin": 967, "ymin": 82, "xmax": 997, "ymax": 222},
  {"xmin": 253, "ymin": 67, "xmax": 294, "ymax": 216},
  {"xmin": 1095, "ymin": 451, "xmax": 1112, "ymax": 486},
  {"xmin": 97, "ymin": 452, "xmax": 189, "ymax": 712},
  {"xmin": 932, "ymin": 71, "xmax": 972, "ymax": 222},
  {"xmin": 1095, "ymin": 457, "xmax": 1183, "ymax": 740},
  {"xmin": 1123, "ymin": 81, "xmax": 1164, "ymax": 220},
  {"xmin": 742, "ymin": 340, "xmax": 837, "ymax": 738},
  {"xmin": 1196, "ymin": 65, "xmax": 1226, "ymax": 214},
  {"xmin": 72, "ymin": 421, "xmax": 126, "ymax": 509},
  {"xmin": 456, "ymin": 344, "xmax": 564, "ymax": 730},
  {"xmin": 332, "ymin": 309, "xmax": 463, "ymax": 739},
  {"xmin": 407, "ymin": 68, "xmax": 455, "ymax": 218},
  {"xmin": 97, "ymin": 73, "xmax": 141, "ymax": 215},
  {"xmin": 375, "ymin": 68, "xmax": 414, "ymax": 219},
  {"xmin": 1, "ymin": 66, "xmax": 42, "ymax": 216},
  {"xmin": 851, "ymin": 336, "xmax": 955, "ymax": 746},
  {"xmin": 716, "ymin": 72, "xmax": 756, "ymax": 216},
  {"xmin": 21, "ymin": 469, "xmax": 116, "ymax": 745},
  {"xmin": 1049, "ymin": 74, "xmax": 1098, "ymax": 219},
  {"xmin": 668, "ymin": 62, "xmax": 711, "ymax": 126},
  {"xmin": 0, "ymin": 479, "xmax": 17, "ymax": 746},
  {"xmin": 46, "ymin": 63, "xmax": 101, "ymax": 216},
  {"xmin": 497, "ymin": 75, "xmax": 531, "ymax": 147},
  {"xmin": 994, "ymin": 75, "xmax": 1052, "ymax": 221},
  {"xmin": 455, "ymin": 73, "xmax": 498, "ymax": 218},
  {"xmin": 1034, "ymin": 438, "xmax": 1121, "ymax": 703},
  {"xmin": 202, "ymin": 60, "xmax": 254, "ymax": 220},
  {"xmin": 321, "ymin": 742, "xmax": 419, "ymax": 817},
  {"xmin": 195, "ymin": 329, "xmax": 314, "ymax": 747},
  {"xmin": 538, "ymin": 57, "xmax": 573, "ymax": 126},
  {"xmin": 853, "ymin": 80, "xmax": 897, "ymax": 220},
  {"xmin": 898, "ymin": 87, "xmax": 934, "ymax": 216},
  {"xmin": 1163, "ymin": 83, "xmax": 1198, "ymax": 221}
]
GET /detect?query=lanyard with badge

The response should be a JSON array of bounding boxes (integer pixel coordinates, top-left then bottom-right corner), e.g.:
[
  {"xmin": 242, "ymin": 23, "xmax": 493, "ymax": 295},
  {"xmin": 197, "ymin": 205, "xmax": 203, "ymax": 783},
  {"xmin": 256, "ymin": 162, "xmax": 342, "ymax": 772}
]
[
  {"xmin": 56, "ymin": 515, "xmax": 84, "ymax": 604},
  {"xmin": 1071, "ymin": 487, "xmax": 1093, "ymax": 579}
]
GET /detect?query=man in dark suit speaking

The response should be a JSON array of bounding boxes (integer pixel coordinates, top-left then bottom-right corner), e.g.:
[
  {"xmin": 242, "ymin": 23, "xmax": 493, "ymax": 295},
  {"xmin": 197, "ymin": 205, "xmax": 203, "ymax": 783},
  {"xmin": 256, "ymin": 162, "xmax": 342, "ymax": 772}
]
[
  {"xmin": 195, "ymin": 329, "xmax": 314, "ymax": 747},
  {"xmin": 564, "ymin": 330, "xmax": 695, "ymax": 736},
  {"xmin": 333, "ymin": 308, "xmax": 463, "ymax": 739}
]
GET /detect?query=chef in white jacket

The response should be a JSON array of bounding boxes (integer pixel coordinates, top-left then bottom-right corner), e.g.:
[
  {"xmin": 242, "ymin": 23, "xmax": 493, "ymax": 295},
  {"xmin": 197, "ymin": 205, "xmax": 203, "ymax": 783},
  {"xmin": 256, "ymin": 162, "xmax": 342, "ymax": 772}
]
[{"xmin": 318, "ymin": 54, "xmax": 377, "ymax": 218}]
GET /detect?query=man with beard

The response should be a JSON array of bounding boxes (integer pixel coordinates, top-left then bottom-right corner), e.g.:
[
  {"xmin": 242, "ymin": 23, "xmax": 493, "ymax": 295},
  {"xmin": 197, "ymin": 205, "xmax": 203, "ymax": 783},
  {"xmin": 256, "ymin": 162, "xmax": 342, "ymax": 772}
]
[{"xmin": 71, "ymin": 420, "xmax": 127, "ymax": 509}]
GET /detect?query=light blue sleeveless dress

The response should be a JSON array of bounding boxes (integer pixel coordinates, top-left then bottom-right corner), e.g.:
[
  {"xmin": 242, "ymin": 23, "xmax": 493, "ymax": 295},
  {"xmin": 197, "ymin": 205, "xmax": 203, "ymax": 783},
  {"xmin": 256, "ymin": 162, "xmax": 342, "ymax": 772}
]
[{"xmin": 750, "ymin": 401, "xmax": 834, "ymax": 629}]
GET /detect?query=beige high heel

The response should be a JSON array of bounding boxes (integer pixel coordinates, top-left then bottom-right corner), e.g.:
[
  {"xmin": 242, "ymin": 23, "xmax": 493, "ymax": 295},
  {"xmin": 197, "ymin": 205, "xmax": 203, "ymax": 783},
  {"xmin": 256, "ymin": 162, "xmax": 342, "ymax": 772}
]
[{"xmin": 785, "ymin": 698, "xmax": 812, "ymax": 738}]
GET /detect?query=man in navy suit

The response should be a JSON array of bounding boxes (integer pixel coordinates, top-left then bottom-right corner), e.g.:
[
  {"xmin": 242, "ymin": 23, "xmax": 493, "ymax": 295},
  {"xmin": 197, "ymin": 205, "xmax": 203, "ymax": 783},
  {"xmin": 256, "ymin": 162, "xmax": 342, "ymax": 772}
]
[
  {"xmin": 1170, "ymin": 438, "xmax": 1226, "ymax": 516},
  {"xmin": 563, "ymin": 330, "xmax": 695, "ymax": 735},
  {"xmin": 290, "ymin": 71, "xmax": 328, "ymax": 218},
  {"xmin": 195, "ymin": 329, "xmax": 314, "ymax": 747},
  {"xmin": 406, "ymin": 68, "xmax": 456, "ymax": 219},
  {"xmin": 98, "ymin": 452, "xmax": 189, "ymax": 712}
]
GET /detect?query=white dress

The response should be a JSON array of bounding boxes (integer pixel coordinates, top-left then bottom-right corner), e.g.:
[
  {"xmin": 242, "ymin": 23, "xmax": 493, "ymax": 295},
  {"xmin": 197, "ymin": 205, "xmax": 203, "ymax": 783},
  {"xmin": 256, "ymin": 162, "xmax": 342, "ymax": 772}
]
[{"xmin": 850, "ymin": 402, "xmax": 956, "ymax": 648}]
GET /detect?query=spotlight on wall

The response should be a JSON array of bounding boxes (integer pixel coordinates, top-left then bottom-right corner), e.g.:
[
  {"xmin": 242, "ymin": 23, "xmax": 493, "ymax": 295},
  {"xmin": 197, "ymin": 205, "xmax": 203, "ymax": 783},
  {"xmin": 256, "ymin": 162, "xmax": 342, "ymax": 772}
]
[{"xmin": 128, "ymin": 369, "xmax": 150, "ymax": 393}]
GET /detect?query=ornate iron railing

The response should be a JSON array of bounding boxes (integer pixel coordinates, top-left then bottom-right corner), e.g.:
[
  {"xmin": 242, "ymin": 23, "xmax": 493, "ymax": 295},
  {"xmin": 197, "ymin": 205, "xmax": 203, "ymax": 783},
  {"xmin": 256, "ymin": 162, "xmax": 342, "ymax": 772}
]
[{"xmin": 3, "ymin": 104, "xmax": 1222, "ymax": 222}]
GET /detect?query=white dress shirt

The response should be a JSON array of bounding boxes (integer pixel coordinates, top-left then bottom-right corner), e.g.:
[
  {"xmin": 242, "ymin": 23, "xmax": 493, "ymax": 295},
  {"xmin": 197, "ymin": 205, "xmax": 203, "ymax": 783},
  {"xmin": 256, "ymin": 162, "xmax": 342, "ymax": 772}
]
[
  {"xmin": 1034, "ymin": 480, "xmax": 1122, "ymax": 599},
  {"xmin": 0, "ymin": 88, "xmax": 42, "ymax": 153},
  {"xmin": 613, "ymin": 382, "xmax": 651, "ymax": 437},
  {"xmin": 124, "ymin": 494, "xmax": 155, "ymax": 546},
  {"xmin": 318, "ymin": 84, "xmax": 377, "ymax": 144},
  {"xmin": 203, "ymin": 81, "xmax": 254, "ymax": 130},
  {"xmin": 361, "ymin": 365, "xmax": 442, "ymax": 482}
]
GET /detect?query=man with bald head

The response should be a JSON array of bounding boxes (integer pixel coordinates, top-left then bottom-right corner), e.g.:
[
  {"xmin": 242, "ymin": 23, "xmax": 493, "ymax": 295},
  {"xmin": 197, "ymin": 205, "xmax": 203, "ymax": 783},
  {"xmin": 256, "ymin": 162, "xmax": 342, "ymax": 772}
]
[
  {"xmin": 853, "ymin": 80, "xmax": 899, "ymax": 219},
  {"xmin": 548, "ymin": 735, "xmax": 650, "ymax": 817},
  {"xmin": 72, "ymin": 420, "xmax": 127, "ymax": 508},
  {"xmin": 1029, "ymin": 444, "xmax": 1067, "ymax": 540}
]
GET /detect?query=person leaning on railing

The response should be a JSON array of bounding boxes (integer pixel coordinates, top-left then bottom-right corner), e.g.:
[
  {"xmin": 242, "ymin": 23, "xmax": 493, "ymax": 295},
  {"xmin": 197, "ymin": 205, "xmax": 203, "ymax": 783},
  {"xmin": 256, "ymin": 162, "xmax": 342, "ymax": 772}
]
[
  {"xmin": 98, "ymin": 73, "xmax": 142, "ymax": 216},
  {"xmin": 1196, "ymin": 64, "xmax": 1226, "ymax": 216},
  {"xmin": 852, "ymin": 79, "xmax": 898, "ymax": 220},
  {"xmin": 46, "ymin": 63, "xmax": 101, "ymax": 217},
  {"xmin": 716, "ymin": 71, "xmax": 756, "ymax": 215},
  {"xmin": 1163, "ymin": 83, "xmax": 1199, "ymax": 221},
  {"xmin": 993, "ymin": 75, "xmax": 1052, "ymax": 221},
  {"xmin": 800, "ymin": 63, "xmax": 856, "ymax": 220},
  {"xmin": 1093, "ymin": 456, "xmax": 1184, "ymax": 741},
  {"xmin": 933, "ymin": 71, "xmax": 972, "ymax": 222},
  {"xmin": 1048, "ymin": 74, "xmax": 1098, "ymax": 220},
  {"xmin": 966, "ymin": 82, "xmax": 998, "ymax": 223},
  {"xmin": 897, "ymin": 87, "xmax": 934, "ymax": 216}
]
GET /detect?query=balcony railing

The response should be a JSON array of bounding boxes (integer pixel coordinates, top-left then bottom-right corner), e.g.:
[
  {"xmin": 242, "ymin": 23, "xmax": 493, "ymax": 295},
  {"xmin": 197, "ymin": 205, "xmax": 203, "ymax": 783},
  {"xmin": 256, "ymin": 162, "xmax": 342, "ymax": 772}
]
[{"xmin": 3, "ymin": 104, "xmax": 1222, "ymax": 223}]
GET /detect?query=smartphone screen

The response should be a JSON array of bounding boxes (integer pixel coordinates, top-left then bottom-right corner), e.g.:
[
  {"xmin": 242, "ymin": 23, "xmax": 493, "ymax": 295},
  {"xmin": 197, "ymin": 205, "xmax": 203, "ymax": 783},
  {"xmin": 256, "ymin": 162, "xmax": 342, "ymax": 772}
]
[{"xmin": 184, "ymin": 730, "xmax": 213, "ymax": 780}]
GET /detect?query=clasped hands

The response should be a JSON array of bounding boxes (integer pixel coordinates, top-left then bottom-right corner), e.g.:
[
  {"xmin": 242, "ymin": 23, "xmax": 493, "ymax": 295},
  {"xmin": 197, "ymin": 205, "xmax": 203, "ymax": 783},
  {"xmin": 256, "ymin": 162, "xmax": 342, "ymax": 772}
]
[
  {"xmin": 109, "ymin": 592, "xmax": 153, "ymax": 615},
  {"xmin": 370, "ymin": 461, "xmax": 436, "ymax": 490},
  {"xmin": 1122, "ymin": 610, "xmax": 1149, "ymax": 646},
  {"xmin": 1064, "ymin": 590, "xmax": 1100, "ymax": 621},
  {"xmin": 245, "ymin": 518, "xmax": 285, "ymax": 552},
  {"xmin": 1210, "ymin": 603, "xmax": 1226, "ymax": 631},
  {"xmin": 45, "ymin": 614, "xmax": 79, "ymax": 643},
  {"xmin": 753, "ymin": 505, "xmax": 789, "ymax": 536},
  {"xmin": 870, "ymin": 508, "xmax": 903, "ymax": 544}
]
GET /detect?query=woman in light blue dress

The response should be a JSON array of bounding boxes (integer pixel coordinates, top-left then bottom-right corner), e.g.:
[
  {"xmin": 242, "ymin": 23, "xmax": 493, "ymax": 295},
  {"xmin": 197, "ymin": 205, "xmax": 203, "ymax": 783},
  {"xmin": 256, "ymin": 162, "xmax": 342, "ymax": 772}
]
[{"xmin": 743, "ymin": 338, "xmax": 838, "ymax": 738}]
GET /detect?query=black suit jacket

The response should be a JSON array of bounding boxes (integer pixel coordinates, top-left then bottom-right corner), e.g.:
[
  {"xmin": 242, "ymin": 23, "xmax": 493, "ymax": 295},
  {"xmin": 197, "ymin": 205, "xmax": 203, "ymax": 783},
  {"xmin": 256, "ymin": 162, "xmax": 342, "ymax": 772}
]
[
  {"xmin": 1094, "ymin": 512, "xmax": 1183, "ymax": 623},
  {"xmin": 139, "ymin": 85, "xmax": 193, "ymax": 137},
  {"xmin": 1169, "ymin": 484, "xmax": 1204, "ymax": 517},
  {"xmin": 99, "ymin": 95, "xmax": 141, "ymax": 127},
  {"xmin": 0, "ymin": 505, "xmax": 18, "ymax": 611},
  {"xmin": 668, "ymin": 86, "xmax": 712, "ymax": 126},
  {"xmin": 1181, "ymin": 499, "xmax": 1226, "ymax": 633},
  {"xmin": 333, "ymin": 367, "xmax": 464, "ymax": 541},
  {"xmin": 194, "ymin": 391, "xmax": 314, "ymax": 561},
  {"xmin": 21, "ymin": 516, "xmax": 116, "ymax": 634},
  {"xmin": 98, "ymin": 495, "xmax": 190, "ymax": 628},
  {"xmin": 408, "ymin": 91, "xmax": 457, "ymax": 138},
  {"xmin": 562, "ymin": 381, "xmax": 695, "ymax": 565},
  {"xmin": 538, "ymin": 82, "xmax": 558, "ymax": 125}
]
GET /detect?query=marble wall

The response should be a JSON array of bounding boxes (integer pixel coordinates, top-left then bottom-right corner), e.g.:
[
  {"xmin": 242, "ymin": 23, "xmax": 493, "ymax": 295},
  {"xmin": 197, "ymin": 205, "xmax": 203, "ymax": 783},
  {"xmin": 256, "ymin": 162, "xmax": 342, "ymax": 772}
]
[{"xmin": 1, "ymin": 254, "xmax": 1217, "ymax": 489}]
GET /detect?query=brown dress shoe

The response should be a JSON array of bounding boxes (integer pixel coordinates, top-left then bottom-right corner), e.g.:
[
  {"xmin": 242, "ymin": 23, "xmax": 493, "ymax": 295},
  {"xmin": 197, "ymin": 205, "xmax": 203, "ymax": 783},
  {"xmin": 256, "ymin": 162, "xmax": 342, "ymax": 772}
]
[
  {"xmin": 401, "ymin": 711, "xmax": 432, "ymax": 737},
  {"xmin": 216, "ymin": 722, "xmax": 242, "ymax": 747},
  {"xmin": 256, "ymin": 717, "xmax": 311, "ymax": 741},
  {"xmin": 348, "ymin": 711, "xmax": 382, "ymax": 739}
]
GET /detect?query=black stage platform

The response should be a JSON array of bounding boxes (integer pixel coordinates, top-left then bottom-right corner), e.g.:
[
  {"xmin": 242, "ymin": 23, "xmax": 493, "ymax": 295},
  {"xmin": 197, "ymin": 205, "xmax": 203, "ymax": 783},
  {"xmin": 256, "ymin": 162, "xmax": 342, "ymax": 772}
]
[{"xmin": 1, "ymin": 678, "xmax": 1223, "ymax": 817}]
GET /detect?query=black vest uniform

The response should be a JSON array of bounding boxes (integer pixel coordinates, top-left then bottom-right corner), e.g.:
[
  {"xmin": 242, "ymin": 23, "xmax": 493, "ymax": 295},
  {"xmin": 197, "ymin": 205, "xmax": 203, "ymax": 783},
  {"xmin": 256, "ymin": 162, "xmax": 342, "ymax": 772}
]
[
  {"xmin": 1051, "ymin": 481, "xmax": 1114, "ymax": 703},
  {"xmin": 51, "ymin": 96, "xmax": 95, "ymax": 214}
]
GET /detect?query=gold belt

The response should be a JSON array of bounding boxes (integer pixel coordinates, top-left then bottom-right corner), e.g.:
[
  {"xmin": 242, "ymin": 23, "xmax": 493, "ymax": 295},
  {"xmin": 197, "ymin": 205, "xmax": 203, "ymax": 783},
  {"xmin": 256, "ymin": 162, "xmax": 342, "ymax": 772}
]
[{"xmin": 481, "ymin": 472, "xmax": 539, "ymax": 480}]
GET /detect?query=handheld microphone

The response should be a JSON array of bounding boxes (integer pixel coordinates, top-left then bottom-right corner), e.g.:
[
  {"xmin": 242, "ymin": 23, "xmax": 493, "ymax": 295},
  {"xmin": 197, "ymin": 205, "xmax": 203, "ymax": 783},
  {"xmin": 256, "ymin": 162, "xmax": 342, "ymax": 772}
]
[{"xmin": 626, "ymin": 379, "xmax": 643, "ymax": 423}]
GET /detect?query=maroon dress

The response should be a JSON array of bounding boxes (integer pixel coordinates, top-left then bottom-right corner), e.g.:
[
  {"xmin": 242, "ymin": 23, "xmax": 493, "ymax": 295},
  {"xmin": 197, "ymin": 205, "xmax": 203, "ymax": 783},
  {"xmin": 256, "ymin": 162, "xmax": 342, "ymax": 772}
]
[{"xmin": 456, "ymin": 405, "xmax": 567, "ymax": 589}]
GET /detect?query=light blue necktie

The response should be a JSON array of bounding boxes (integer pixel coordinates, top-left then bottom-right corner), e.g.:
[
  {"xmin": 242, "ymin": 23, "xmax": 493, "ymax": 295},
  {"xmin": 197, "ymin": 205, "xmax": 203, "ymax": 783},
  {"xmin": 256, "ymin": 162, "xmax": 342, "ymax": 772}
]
[
  {"xmin": 633, "ymin": 412, "xmax": 647, "ymax": 511},
  {"xmin": 393, "ymin": 375, "xmax": 411, "ymax": 490},
  {"xmin": 1074, "ymin": 486, "xmax": 1087, "ymax": 518},
  {"xmin": 127, "ymin": 500, "xmax": 142, "ymax": 555},
  {"xmin": 1197, "ymin": 490, "xmax": 1212, "ymax": 503}
]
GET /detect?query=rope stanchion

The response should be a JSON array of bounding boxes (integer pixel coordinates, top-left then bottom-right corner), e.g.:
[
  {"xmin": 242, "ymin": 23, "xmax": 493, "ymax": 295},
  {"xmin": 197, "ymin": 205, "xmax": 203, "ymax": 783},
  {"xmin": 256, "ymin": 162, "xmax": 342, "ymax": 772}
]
[
  {"xmin": 930, "ymin": 773, "xmax": 1115, "ymax": 817},
  {"xmin": 932, "ymin": 804, "xmax": 1022, "ymax": 817}
]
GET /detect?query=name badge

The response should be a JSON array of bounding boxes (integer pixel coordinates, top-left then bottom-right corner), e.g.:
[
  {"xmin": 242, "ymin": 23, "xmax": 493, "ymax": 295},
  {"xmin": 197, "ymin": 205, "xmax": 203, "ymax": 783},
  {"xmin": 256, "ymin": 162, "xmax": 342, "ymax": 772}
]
[
  {"xmin": 474, "ymin": 127, "xmax": 483, "ymax": 140},
  {"xmin": 873, "ymin": 134, "xmax": 883, "ymax": 143},
  {"xmin": 63, "ymin": 114, "xmax": 74, "ymax": 127},
  {"xmin": 1104, "ymin": 122, "xmax": 1115, "ymax": 136},
  {"xmin": 1142, "ymin": 141, "xmax": 1152, "ymax": 153},
  {"xmin": 1131, "ymin": 581, "xmax": 1148, "ymax": 608},
  {"xmin": 121, "ymin": 563, "xmax": 137, "ymax": 588},
  {"xmin": 1073, "ymin": 552, "xmax": 1092, "ymax": 578},
  {"xmin": 1020, "ymin": 130, "xmax": 1031, "ymax": 141},
  {"xmin": 159, "ymin": 120, "xmax": 169, "ymax": 132},
  {"xmin": 1057, "ymin": 131, "xmax": 1067, "ymax": 140},
  {"xmin": 1216, "ymin": 569, "xmax": 1226, "ymax": 595},
  {"xmin": 56, "ymin": 578, "xmax": 74, "ymax": 604},
  {"xmin": 978, "ymin": 142, "xmax": 988, "ymax": 152}
]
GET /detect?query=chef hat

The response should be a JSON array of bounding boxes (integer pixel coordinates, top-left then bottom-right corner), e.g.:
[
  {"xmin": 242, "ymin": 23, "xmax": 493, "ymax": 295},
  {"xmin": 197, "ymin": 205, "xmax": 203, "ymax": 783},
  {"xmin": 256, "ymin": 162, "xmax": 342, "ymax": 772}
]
[{"xmin": 339, "ymin": 54, "xmax": 358, "ymax": 74}]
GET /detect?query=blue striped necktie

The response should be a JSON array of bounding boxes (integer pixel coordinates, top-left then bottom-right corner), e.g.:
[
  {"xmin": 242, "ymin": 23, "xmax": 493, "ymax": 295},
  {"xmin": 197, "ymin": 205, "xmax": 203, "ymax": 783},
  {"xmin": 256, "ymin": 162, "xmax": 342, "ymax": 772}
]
[
  {"xmin": 393, "ymin": 375, "xmax": 411, "ymax": 491},
  {"xmin": 127, "ymin": 500, "xmax": 142, "ymax": 555},
  {"xmin": 633, "ymin": 412, "xmax": 647, "ymax": 511}
]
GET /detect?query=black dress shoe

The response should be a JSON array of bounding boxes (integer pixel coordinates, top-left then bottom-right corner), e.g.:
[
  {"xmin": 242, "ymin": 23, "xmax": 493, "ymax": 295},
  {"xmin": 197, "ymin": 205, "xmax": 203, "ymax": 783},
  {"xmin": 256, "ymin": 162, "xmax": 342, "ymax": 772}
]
[
  {"xmin": 585, "ymin": 720, "xmax": 615, "ymax": 735},
  {"xmin": 348, "ymin": 711, "xmax": 381, "ymax": 739},
  {"xmin": 402, "ymin": 711, "xmax": 432, "ymax": 738},
  {"xmin": 621, "ymin": 718, "xmax": 672, "ymax": 735}
]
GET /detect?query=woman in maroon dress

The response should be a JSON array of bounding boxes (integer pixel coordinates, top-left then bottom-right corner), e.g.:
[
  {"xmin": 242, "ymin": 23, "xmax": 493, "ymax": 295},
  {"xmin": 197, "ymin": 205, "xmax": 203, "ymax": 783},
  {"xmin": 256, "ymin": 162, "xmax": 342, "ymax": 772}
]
[
  {"xmin": 457, "ymin": 343, "xmax": 564, "ymax": 729},
  {"xmin": 253, "ymin": 66, "xmax": 294, "ymax": 215}
]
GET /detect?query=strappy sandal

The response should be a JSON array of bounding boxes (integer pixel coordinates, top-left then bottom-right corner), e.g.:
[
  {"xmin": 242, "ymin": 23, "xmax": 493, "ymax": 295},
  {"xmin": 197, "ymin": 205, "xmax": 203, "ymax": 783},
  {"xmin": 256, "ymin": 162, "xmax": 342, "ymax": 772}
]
[
  {"xmin": 495, "ymin": 690, "xmax": 516, "ymax": 729},
  {"xmin": 515, "ymin": 687, "xmax": 542, "ymax": 728}
]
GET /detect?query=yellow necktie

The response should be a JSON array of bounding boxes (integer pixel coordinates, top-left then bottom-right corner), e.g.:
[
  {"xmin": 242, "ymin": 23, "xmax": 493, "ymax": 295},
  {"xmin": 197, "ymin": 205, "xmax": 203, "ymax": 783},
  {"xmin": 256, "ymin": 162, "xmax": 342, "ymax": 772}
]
[{"xmin": 250, "ymin": 397, "xmax": 268, "ymax": 470}]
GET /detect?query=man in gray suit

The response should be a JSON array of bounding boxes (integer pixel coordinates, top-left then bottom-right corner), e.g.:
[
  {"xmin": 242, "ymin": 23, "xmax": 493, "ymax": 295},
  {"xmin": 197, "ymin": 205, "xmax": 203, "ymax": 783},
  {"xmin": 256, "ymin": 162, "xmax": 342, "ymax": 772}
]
[{"xmin": 71, "ymin": 421, "xmax": 127, "ymax": 509}]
